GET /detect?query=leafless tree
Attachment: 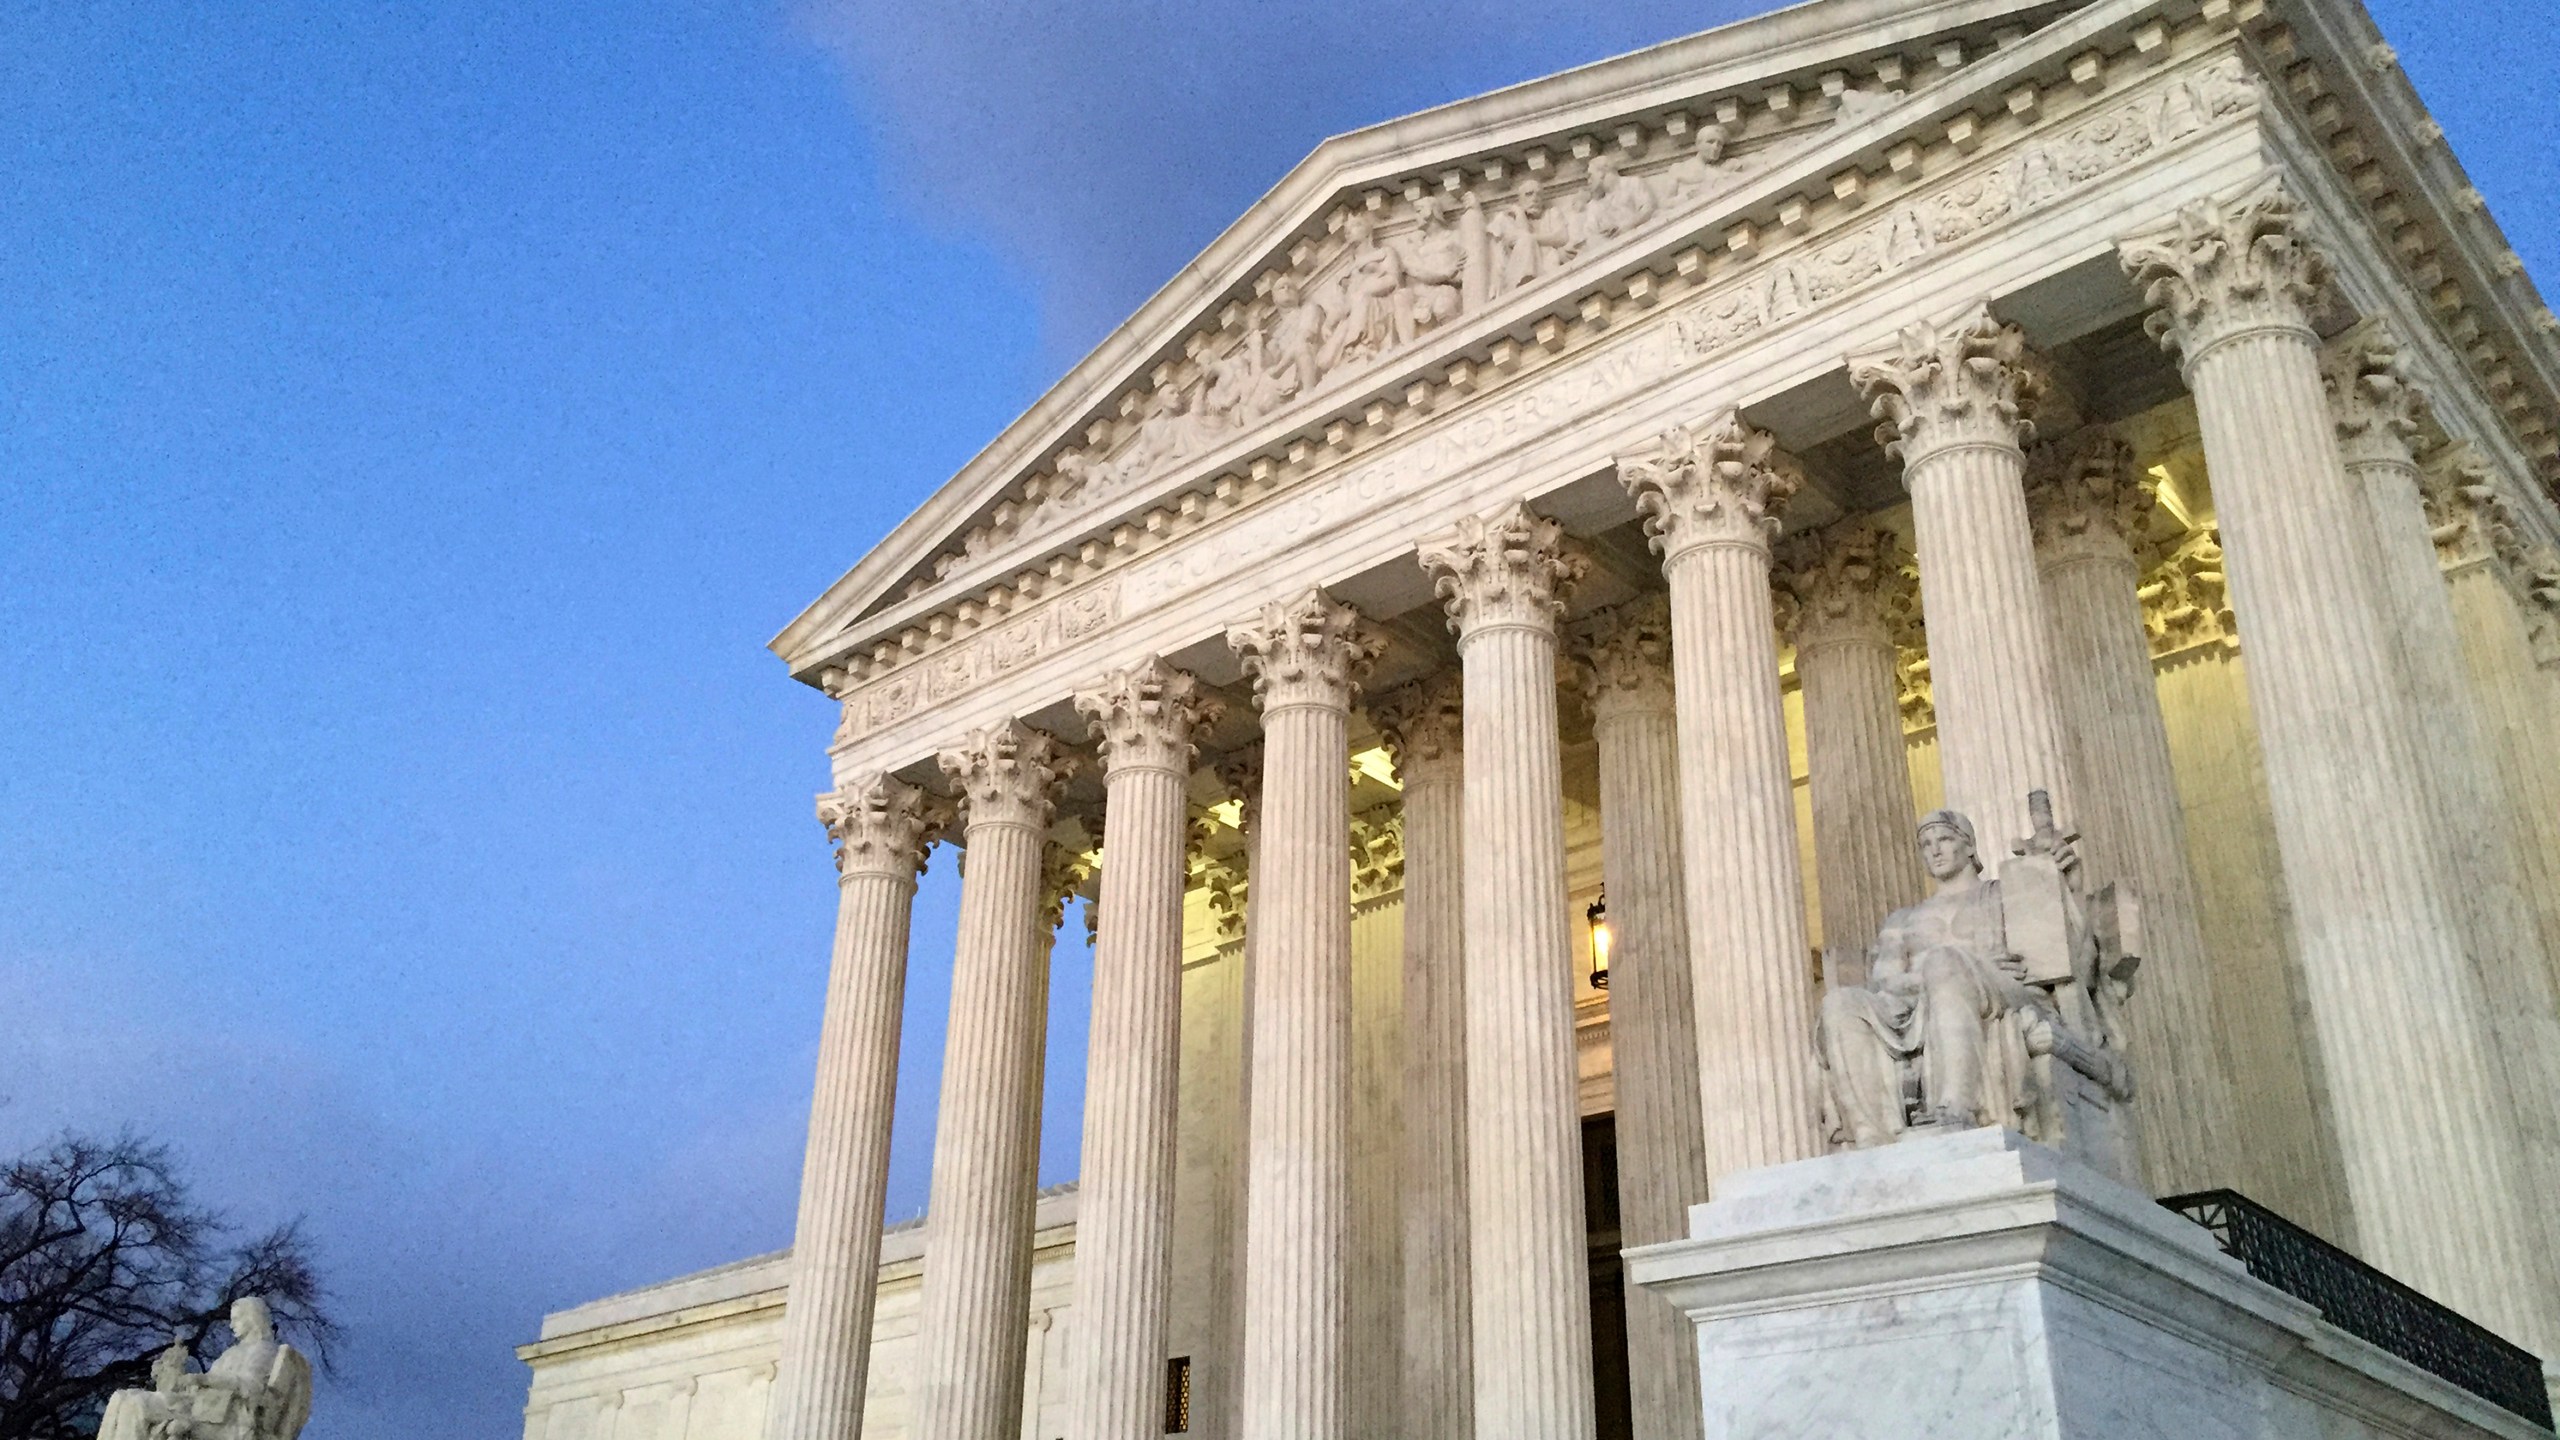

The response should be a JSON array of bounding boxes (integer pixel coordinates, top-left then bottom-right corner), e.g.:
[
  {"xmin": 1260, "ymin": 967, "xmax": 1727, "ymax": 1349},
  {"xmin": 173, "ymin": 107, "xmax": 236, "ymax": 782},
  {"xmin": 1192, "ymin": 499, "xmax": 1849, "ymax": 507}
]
[{"xmin": 0, "ymin": 1134, "xmax": 337, "ymax": 1440}]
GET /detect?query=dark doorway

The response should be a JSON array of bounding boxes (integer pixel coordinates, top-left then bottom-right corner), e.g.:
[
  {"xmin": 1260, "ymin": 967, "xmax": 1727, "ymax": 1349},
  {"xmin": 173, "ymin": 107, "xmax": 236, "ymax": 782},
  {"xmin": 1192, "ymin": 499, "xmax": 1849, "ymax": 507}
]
[{"xmin": 1582, "ymin": 1112, "xmax": 1635, "ymax": 1440}]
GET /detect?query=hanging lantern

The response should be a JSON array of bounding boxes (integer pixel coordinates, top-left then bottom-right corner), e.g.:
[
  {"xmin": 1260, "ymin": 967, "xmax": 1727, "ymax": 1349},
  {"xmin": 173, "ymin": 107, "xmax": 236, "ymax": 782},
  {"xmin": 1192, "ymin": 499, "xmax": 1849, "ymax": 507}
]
[{"xmin": 1586, "ymin": 892, "xmax": 1613, "ymax": 991}]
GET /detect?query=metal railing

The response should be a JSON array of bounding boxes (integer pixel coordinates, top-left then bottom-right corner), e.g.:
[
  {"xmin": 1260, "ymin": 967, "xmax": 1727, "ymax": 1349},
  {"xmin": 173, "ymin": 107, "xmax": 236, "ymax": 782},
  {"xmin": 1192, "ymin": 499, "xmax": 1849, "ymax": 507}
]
[{"xmin": 2161, "ymin": 1189, "xmax": 2552, "ymax": 1430}]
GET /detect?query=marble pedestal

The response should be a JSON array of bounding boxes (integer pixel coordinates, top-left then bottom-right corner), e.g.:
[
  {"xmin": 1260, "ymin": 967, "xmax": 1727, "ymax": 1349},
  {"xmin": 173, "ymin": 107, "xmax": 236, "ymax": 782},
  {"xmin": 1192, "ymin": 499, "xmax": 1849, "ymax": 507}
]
[{"xmin": 1626, "ymin": 1128, "xmax": 2542, "ymax": 1440}]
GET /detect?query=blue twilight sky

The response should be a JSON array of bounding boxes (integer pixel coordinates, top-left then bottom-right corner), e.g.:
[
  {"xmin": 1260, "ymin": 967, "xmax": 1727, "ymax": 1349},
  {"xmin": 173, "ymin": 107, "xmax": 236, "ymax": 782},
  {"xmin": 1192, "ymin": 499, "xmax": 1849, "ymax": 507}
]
[{"xmin": 1, "ymin": 2, "xmax": 2550, "ymax": 1435}]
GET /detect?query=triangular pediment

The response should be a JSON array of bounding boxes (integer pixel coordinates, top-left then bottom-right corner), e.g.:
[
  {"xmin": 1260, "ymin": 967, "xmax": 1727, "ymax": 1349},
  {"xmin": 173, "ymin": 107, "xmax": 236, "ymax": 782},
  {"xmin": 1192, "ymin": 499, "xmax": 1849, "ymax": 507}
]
[{"xmin": 771, "ymin": 0, "xmax": 2099, "ymax": 675}]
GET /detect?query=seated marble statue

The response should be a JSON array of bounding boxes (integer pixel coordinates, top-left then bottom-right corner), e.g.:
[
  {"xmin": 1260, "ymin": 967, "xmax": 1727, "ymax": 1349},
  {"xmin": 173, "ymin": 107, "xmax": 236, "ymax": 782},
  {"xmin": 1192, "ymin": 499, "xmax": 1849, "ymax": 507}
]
[
  {"xmin": 1817, "ymin": 797, "xmax": 2143, "ymax": 1184},
  {"xmin": 99, "ymin": 1298, "xmax": 312, "ymax": 1440}
]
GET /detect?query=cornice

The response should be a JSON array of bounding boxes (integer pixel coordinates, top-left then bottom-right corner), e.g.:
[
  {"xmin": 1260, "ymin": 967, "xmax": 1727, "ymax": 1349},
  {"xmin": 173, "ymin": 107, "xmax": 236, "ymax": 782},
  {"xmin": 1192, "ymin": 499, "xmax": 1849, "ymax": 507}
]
[
  {"xmin": 804, "ymin": 2, "xmax": 2262, "ymax": 720},
  {"xmin": 2246, "ymin": 0, "xmax": 2560, "ymax": 525}
]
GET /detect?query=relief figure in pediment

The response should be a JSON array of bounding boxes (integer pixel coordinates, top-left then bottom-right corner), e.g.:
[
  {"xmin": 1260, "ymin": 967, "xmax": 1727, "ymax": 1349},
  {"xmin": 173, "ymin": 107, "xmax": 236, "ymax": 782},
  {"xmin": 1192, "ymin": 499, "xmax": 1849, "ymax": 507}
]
[
  {"xmin": 1574, "ymin": 151, "xmax": 1657, "ymax": 248},
  {"xmin": 1400, "ymin": 191, "xmax": 1477, "ymax": 319},
  {"xmin": 1322, "ymin": 212, "xmax": 1422, "ymax": 368},
  {"xmin": 1257, "ymin": 274, "xmax": 1332, "ymax": 406},
  {"xmin": 1489, "ymin": 178, "xmax": 1578, "ymax": 294},
  {"xmin": 1653, "ymin": 124, "xmax": 1738, "ymax": 210}
]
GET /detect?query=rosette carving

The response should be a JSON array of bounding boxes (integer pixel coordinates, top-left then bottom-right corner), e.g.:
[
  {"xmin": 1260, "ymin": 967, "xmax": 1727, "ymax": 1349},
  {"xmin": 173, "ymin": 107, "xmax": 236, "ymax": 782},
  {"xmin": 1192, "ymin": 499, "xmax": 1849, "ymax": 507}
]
[
  {"xmin": 937, "ymin": 719, "xmax": 1075, "ymax": 831},
  {"xmin": 2321, "ymin": 320, "xmax": 2431, "ymax": 469},
  {"xmin": 1075, "ymin": 657, "xmax": 1223, "ymax": 776},
  {"xmin": 2120, "ymin": 177, "xmax": 2331, "ymax": 364},
  {"xmin": 1772, "ymin": 525, "xmax": 1917, "ymax": 654},
  {"xmin": 1850, "ymin": 304, "xmax": 2046, "ymax": 467},
  {"xmin": 1370, "ymin": 672, "xmax": 1464, "ymax": 785},
  {"xmin": 816, "ymin": 773, "xmax": 949, "ymax": 879},
  {"xmin": 1577, "ymin": 593, "xmax": 1677, "ymax": 720},
  {"xmin": 2023, "ymin": 428, "xmax": 2152, "ymax": 568},
  {"xmin": 1228, "ymin": 589, "xmax": 1384, "ymax": 714},
  {"xmin": 1417, "ymin": 502, "xmax": 1587, "ymax": 639},
  {"xmin": 1617, "ymin": 410, "xmax": 1802, "ymax": 562}
]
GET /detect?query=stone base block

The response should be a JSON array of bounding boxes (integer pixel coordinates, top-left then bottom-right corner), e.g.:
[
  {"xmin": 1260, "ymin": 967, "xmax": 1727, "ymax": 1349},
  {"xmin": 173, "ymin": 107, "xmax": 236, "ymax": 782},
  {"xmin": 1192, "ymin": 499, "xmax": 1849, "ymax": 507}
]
[{"xmin": 1625, "ymin": 1128, "xmax": 2543, "ymax": 1439}]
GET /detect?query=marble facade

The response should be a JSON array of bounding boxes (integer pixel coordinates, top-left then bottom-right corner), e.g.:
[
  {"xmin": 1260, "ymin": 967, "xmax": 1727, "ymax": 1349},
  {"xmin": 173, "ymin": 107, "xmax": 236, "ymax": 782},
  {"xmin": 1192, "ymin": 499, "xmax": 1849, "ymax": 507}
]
[{"xmin": 521, "ymin": 0, "xmax": 2560, "ymax": 1435}]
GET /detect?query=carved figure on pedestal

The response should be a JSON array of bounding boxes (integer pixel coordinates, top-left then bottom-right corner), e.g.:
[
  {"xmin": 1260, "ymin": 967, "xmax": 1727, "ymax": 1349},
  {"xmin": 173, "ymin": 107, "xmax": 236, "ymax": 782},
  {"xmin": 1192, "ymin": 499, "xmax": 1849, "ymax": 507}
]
[
  {"xmin": 1816, "ymin": 796, "xmax": 2144, "ymax": 1186},
  {"xmin": 99, "ymin": 1298, "xmax": 313, "ymax": 1440},
  {"xmin": 1489, "ymin": 178, "xmax": 1577, "ymax": 293},
  {"xmin": 1395, "ymin": 195, "xmax": 1469, "ymax": 337}
]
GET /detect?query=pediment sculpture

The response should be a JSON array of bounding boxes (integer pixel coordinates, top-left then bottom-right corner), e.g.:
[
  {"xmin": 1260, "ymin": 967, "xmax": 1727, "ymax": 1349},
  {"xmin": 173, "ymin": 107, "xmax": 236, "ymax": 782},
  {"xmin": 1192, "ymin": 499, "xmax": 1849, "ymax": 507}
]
[
  {"xmin": 99, "ymin": 1298, "xmax": 313, "ymax": 1440},
  {"xmin": 1816, "ymin": 792, "xmax": 2144, "ymax": 1186}
]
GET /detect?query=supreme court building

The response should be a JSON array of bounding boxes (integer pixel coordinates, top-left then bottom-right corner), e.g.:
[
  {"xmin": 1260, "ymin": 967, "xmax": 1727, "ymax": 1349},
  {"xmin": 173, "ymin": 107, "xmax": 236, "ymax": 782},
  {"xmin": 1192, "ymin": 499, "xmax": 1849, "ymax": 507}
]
[{"xmin": 517, "ymin": 0, "xmax": 2560, "ymax": 1436}]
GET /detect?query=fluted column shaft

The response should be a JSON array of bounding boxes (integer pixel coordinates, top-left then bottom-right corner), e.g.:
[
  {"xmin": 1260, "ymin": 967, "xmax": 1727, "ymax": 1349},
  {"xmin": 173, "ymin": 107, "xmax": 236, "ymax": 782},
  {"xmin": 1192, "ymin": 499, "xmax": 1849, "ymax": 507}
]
[
  {"xmin": 2026, "ymin": 432, "xmax": 2240, "ymax": 1195},
  {"xmin": 1776, "ymin": 528, "xmax": 1925, "ymax": 984},
  {"xmin": 767, "ymin": 777, "xmax": 942, "ymax": 1440},
  {"xmin": 2324, "ymin": 341, "xmax": 2560, "ymax": 1303},
  {"xmin": 1854, "ymin": 308, "xmax": 2076, "ymax": 849},
  {"xmin": 1071, "ymin": 664, "xmax": 1217, "ymax": 1440},
  {"xmin": 1583, "ymin": 598, "xmax": 1709, "ymax": 1440},
  {"xmin": 1228, "ymin": 593, "xmax": 1378, "ymax": 1440},
  {"xmin": 2438, "ymin": 509, "xmax": 2560, "ymax": 1005},
  {"xmin": 2123, "ymin": 181, "xmax": 2553, "ymax": 1357},
  {"xmin": 1622, "ymin": 416, "xmax": 1823, "ymax": 1181},
  {"xmin": 1420, "ymin": 505, "xmax": 1596, "ymax": 1440},
  {"xmin": 1373, "ymin": 680, "xmax": 1471, "ymax": 1440},
  {"xmin": 915, "ymin": 723, "xmax": 1070, "ymax": 1440}
]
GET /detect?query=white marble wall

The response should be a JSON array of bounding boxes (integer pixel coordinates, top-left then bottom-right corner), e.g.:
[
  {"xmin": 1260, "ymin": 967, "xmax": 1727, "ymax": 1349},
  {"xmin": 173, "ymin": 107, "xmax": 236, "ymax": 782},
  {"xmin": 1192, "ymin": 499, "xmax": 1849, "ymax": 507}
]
[{"xmin": 519, "ymin": 1191, "xmax": 1081, "ymax": 1440}]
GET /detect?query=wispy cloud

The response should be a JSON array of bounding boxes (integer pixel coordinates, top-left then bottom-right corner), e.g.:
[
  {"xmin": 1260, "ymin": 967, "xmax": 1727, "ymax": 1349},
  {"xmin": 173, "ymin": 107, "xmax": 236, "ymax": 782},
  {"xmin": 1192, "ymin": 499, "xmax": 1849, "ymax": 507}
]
[{"xmin": 795, "ymin": 0, "xmax": 1763, "ymax": 363}]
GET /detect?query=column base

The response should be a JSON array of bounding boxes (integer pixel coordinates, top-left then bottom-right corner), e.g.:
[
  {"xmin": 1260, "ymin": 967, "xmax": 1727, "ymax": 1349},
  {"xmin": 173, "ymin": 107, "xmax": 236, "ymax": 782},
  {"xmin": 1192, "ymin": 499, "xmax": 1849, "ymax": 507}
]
[{"xmin": 1626, "ymin": 1128, "xmax": 2545, "ymax": 1439}]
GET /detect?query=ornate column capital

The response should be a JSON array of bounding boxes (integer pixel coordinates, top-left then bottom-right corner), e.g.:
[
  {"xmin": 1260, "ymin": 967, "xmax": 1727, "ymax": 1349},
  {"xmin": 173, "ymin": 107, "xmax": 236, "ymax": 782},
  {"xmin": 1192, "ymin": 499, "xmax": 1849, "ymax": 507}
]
[
  {"xmin": 2120, "ymin": 176, "xmax": 2332, "ymax": 367},
  {"xmin": 1039, "ymin": 841, "xmax": 1098, "ymax": 934},
  {"xmin": 1076, "ymin": 658, "xmax": 1223, "ymax": 777},
  {"xmin": 2321, "ymin": 319, "xmax": 2431, "ymax": 470},
  {"xmin": 938, "ymin": 719, "xmax": 1075, "ymax": 832},
  {"xmin": 817, "ymin": 773, "xmax": 948, "ymax": 880},
  {"xmin": 2421, "ymin": 443, "xmax": 2536, "ymax": 578},
  {"xmin": 1617, "ymin": 410, "xmax": 1801, "ymax": 563},
  {"xmin": 2024, "ymin": 428, "xmax": 2153, "ymax": 569},
  {"xmin": 2140, "ymin": 527, "xmax": 2237, "ymax": 656},
  {"xmin": 1370, "ymin": 672, "xmax": 1464, "ymax": 785},
  {"xmin": 1417, "ymin": 502, "xmax": 1587, "ymax": 641},
  {"xmin": 1772, "ymin": 525, "xmax": 1916, "ymax": 654},
  {"xmin": 1349, "ymin": 808, "xmax": 1406, "ymax": 904},
  {"xmin": 1228, "ymin": 588, "xmax": 1383, "ymax": 715},
  {"xmin": 1577, "ymin": 593, "xmax": 1677, "ymax": 721},
  {"xmin": 1850, "ymin": 304, "xmax": 2046, "ymax": 469},
  {"xmin": 1211, "ymin": 743, "xmax": 1264, "ymax": 837}
]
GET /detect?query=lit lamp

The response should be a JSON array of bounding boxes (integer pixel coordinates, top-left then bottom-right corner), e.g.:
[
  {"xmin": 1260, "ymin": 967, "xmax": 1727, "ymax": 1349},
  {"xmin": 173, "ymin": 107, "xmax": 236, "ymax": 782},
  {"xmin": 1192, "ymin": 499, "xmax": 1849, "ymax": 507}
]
[{"xmin": 1586, "ymin": 893, "xmax": 1612, "ymax": 991}]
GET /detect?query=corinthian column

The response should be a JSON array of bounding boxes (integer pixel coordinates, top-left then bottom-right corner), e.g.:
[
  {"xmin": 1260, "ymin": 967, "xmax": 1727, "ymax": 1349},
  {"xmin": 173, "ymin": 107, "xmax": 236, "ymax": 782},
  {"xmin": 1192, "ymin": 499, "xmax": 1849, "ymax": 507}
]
[
  {"xmin": 1369, "ymin": 675, "xmax": 1470, "ymax": 1440},
  {"xmin": 1852, "ymin": 307, "xmax": 2078, "ymax": 847},
  {"xmin": 1620, "ymin": 415, "xmax": 1823, "ymax": 1180},
  {"xmin": 1417, "ymin": 505, "xmax": 1597, "ymax": 1440},
  {"xmin": 915, "ymin": 722, "xmax": 1071, "ymax": 1440},
  {"xmin": 2322, "ymin": 327, "xmax": 2560, "ymax": 1278},
  {"xmin": 767, "ymin": 775, "xmax": 944, "ymax": 1440},
  {"xmin": 2428, "ymin": 446, "xmax": 2560, "ymax": 1002},
  {"xmin": 1071, "ymin": 661, "xmax": 1219, "ymax": 1440},
  {"xmin": 1226, "ymin": 592, "xmax": 1381, "ymax": 1440},
  {"xmin": 1773, "ymin": 526, "xmax": 1925, "ymax": 984},
  {"xmin": 2121, "ymin": 178, "xmax": 2556, "ymax": 1358},
  {"xmin": 1580, "ymin": 596, "xmax": 1709, "ymax": 1440},
  {"xmin": 2022, "ymin": 428, "xmax": 2240, "ymax": 1195}
]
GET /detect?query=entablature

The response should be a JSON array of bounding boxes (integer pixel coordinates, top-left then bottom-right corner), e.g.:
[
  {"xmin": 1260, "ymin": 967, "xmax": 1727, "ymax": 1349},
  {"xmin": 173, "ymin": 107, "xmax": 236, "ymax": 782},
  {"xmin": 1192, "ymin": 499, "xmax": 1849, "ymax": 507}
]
[{"xmin": 789, "ymin": 0, "xmax": 2274, "ymax": 703}]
